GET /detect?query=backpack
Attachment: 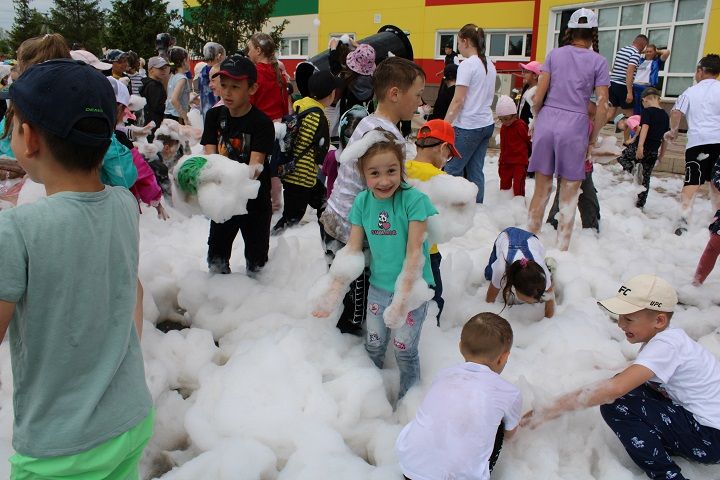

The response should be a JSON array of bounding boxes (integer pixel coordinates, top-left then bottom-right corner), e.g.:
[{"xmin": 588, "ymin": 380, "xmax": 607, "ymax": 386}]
[{"xmin": 269, "ymin": 106, "xmax": 324, "ymax": 178}]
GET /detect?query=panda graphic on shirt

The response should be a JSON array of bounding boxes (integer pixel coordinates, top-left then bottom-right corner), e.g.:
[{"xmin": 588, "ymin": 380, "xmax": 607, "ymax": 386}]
[{"xmin": 372, "ymin": 210, "xmax": 397, "ymax": 236}]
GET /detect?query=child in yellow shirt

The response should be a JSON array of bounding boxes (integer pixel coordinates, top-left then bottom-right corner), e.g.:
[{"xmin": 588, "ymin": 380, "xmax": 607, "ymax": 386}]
[{"xmin": 405, "ymin": 119, "xmax": 461, "ymax": 324}]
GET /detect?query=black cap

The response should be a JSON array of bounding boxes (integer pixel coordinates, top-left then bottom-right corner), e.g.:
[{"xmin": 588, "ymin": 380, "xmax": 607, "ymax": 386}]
[
  {"xmin": 213, "ymin": 55, "xmax": 257, "ymax": 83},
  {"xmin": 443, "ymin": 63, "xmax": 458, "ymax": 80},
  {"xmin": 1, "ymin": 59, "xmax": 115, "ymax": 146},
  {"xmin": 308, "ymin": 70, "xmax": 341, "ymax": 99}
]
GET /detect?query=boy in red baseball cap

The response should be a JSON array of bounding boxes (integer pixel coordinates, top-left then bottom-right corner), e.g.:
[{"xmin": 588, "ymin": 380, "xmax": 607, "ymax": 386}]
[{"xmin": 405, "ymin": 119, "xmax": 460, "ymax": 324}]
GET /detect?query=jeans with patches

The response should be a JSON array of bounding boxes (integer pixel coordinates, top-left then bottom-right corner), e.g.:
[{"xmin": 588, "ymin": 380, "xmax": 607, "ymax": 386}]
[
  {"xmin": 600, "ymin": 384, "xmax": 720, "ymax": 480},
  {"xmin": 365, "ymin": 285, "xmax": 428, "ymax": 399}
]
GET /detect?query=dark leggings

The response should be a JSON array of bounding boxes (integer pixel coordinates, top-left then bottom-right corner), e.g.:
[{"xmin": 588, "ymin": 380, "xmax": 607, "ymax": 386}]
[{"xmin": 273, "ymin": 180, "xmax": 326, "ymax": 232}]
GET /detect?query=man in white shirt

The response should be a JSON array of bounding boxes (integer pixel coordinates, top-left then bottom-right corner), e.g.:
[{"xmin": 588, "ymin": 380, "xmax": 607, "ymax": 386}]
[
  {"xmin": 666, "ymin": 54, "xmax": 720, "ymax": 235},
  {"xmin": 396, "ymin": 313, "xmax": 522, "ymax": 480},
  {"xmin": 523, "ymin": 274, "xmax": 720, "ymax": 480}
]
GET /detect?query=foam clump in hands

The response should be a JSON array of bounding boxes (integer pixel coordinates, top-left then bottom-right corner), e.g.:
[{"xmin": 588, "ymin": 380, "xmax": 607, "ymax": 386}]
[
  {"xmin": 383, "ymin": 256, "xmax": 433, "ymax": 329},
  {"xmin": 172, "ymin": 154, "xmax": 260, "ymax": 223},
  {"xmin": 155, "ymin": 118, "xmax": 203, "ymax": 147},
  {"xmin": 310, "ymin": 247, "xmax": 366, "ymax": 318},
  {"xmin": 408, "ymin": 174, "xmax": 478, "ymax": 245},
  {"xmin": 338, "ymin": 129, "xmax": 405, "ymax": 165}
]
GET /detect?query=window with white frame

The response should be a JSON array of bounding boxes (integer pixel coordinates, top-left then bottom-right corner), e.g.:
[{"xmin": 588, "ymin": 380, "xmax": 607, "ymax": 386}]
[
  {"xmin": 549, "ymin": 0, "xmax": 709, "ymax": 97},
  {"xmin": 435, "ymin": 31, "xmax": 531, "ymax": 60},
  {"xmin": 280, "ymin": 37, "xmax": 309, "ymax": 58},
  {"xmin": 436, "ymin": 32, "xmax": 458, "ymax": 58},
  {"xmin": 486, "ymin": 31, "xmax": 532, "ymax": 59}
]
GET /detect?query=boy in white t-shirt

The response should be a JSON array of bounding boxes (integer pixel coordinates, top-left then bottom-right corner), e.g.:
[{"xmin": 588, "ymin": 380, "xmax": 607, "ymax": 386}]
[
  {"xmin": 523, "ymin": 275, "xmax": 720, "ymax": 480},
  {"xmin": 395, "ymin": 313, "xmax": 522, "ymax": 480}
]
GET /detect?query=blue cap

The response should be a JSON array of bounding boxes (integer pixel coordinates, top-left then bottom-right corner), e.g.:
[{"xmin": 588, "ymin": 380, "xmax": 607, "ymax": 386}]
[{"xmin": 1, "ymin": 59, "xmax": 115, "ymax": 146}]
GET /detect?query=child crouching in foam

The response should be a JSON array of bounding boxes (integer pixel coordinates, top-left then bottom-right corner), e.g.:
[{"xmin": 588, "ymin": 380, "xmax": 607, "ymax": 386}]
[
  {"xmin": 485, "ymin": 227, "xmax": 556, "ymax": 318},
  {"xmin": 523, "ymin": 275, "xmax": 720, "ymax": 480},
  {"xmin": 313, "ymin": 129, "xmax": 437, "ymax": 399},
  {"xmin": 395, "ymin": 313, "xmax": 522, "ymax": 479}
]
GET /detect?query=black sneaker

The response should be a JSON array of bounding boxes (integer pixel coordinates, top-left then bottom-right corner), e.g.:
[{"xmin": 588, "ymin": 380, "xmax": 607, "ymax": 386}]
[{"xmin": 674, "ymin": 218, "xmax": 688, "ymax": 236}]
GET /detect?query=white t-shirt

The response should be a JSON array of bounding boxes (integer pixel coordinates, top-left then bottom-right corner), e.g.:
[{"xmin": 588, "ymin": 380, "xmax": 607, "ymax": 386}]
[
  {"xmin": 325, "ymin": 115, "xmax": 404, "ymax": 242},
  {"xmin": 489, "ymin": 231, "xmax": 552, "ymax": 290},
  {"xmin": 673, "ymin": 79, "xmax": 720, "ymax": 149},
  {"xmin": 396, "ymin": 362, "xmax": 522, "ymax": 480},
  {"xmin": 633, "ymin": 327, "xmax": 720, "ymax": 430},
  {"xmin": 634, "ymin": 59, "xmax": 652, "ymax": 85},
  {"xmin": 454, "ymin": 55, "xmax": 496, "ymax": 130},
  {"xmin": 518, "ymin": 85, "xmax": 537, "ymax": 118}
]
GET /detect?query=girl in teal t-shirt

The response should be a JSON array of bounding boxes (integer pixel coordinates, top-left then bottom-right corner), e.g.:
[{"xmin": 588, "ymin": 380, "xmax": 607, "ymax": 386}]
[{"xmin": 313, "ymin": 129, "xmax": 437, "ymax": 399}]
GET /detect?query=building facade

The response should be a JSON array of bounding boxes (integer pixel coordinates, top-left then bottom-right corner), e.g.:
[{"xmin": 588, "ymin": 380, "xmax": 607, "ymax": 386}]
[{"xmin": 184, "ymin": 0, "xmax": 719, "ymax": 97}]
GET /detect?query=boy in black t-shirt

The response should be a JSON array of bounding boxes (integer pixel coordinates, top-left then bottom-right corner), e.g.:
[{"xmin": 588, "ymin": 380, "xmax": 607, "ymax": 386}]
[
  {"xmin": 617, "ymin": 87, "xmax": 669, "ymax": 208},
  {"xmin": 201, "ymin": 55, "xmax": 275, "ymax": 275}
]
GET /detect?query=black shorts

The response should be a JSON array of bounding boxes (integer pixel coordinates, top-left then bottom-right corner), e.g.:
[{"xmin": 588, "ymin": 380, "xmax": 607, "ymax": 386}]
[
  {"xmin": 684, "ymin": 143, "xmax": 720, "ymax": 186},
  {"xmin": 609, "ymin": 82, "xmax": 633, "ymax": 109}
]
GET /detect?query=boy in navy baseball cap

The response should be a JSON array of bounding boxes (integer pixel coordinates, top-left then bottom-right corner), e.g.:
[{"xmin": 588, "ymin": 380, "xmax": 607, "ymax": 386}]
[
  {"xmin": 0, "ymin": 58, "xmax": 153, "ymax": 476},
  {"xmin": 202, "ymin": 53, "xmax": 275, "ymax": 275}
]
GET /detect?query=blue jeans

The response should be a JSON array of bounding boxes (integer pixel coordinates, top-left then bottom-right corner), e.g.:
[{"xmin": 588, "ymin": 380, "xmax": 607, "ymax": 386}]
[
  {"xmin": 365, "ymin": 285, "xmax": 428, "ymax": 399},
  {"xmin": 632, "ymin": 84, "xmax": 648, "ymax": 115},
  {"xmin": 445, "ymin": 124, "xmax": 494, "ymax": 203},
  {"xmin": 600, "ymin": 384, "xmax": 720, "ymax": 480}
]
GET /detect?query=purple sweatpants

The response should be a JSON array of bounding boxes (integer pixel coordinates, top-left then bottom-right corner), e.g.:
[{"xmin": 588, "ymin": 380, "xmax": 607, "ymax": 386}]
[{"xmin": 529, "ymin": 106, "xmax": 589, "ymax": 181}]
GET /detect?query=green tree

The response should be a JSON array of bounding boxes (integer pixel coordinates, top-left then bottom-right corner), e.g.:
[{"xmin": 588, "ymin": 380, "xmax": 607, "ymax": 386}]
[
  {"xmin": 49, "ymin": 0, "xmax": 105, "ymax": 54},
  {"xmin": 105, "ymin": 0, "xmax": 181, "ymax": 59},
  {"xmin": 182, "ymin": 0, "xmax": 287, "ymax": 56},
  {"xmin": 9, "ymin": 0, "xmax": 51, "ymax": 51}
]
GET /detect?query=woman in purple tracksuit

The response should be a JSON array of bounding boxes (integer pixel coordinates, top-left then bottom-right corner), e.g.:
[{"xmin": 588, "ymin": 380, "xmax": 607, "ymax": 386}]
[{"xmin": 526, "ymin": 8, "xmax": 610, "ymax": 251}]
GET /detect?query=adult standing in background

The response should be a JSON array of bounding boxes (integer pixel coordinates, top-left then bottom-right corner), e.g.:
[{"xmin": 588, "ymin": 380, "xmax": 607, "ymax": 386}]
[
  {"xmin": 444, "ymin": 24, "xmax": 497, "ymax": 203},
  {"xmin": 198, "ymin": 42, "xmax": 226, "ymax": 117},
  {"xmin": 140, "ymin": 56, "xmax": 170, "ymax": 133},
  {"xmin": 607, "ymin": 34, "xmax": 648, "ymax": 121},
  {"xmin": 443, "ymin": 44, "xmax": 459, "ymax": 66},
  {"xmin": 632, "ymin": 44, "xmax": 670, "ymax": 114},
  {"xmin": 526, "ymin": 8, "xmax": 609, "ymax": 251},
  {"xmin": 666, "ymin": 54, "xmax": 720, "ymax": 235}
]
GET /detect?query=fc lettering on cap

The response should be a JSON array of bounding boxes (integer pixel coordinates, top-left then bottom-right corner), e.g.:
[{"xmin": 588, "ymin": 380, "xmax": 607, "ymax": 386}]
[{"xmin": 618, "ymin": 286, "xmax": 631, "ymax": 296}]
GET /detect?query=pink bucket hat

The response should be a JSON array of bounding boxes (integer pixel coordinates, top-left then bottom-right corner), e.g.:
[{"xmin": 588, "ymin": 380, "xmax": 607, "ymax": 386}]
[
  {"xmin": 626, "ymin": 115, "xmax": 641, "ymax": 132},
  {"xmin": 346, "ymin": 44, "xmax": 376, "ymax": 76},
  {"xmin": 519, "ymin": 60, "xmax": 542, "ymax": 76}
]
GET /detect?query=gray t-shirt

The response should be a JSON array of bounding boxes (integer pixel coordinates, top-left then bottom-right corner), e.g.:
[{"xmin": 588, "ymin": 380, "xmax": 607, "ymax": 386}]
[
  {"xmin": 165, "ymin": 72, "xmax": 190, "ymax": 118},
  {"xmin": 0, "ymin": 186, "xmax": 152, "ymax": 457}
]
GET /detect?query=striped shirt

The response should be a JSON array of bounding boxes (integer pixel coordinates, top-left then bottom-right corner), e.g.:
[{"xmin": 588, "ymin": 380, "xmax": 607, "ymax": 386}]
[
  {"xmin": 283, "ymin": 97, "xmax": 329, "ymax": 188},
  {"xmin": 127, "ymin": 73, "xmax": 144, "ymax": 96},
  {"xmin": 610, "ymin": 45, "xmax": 642, "ymax": 85}
]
